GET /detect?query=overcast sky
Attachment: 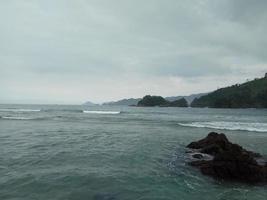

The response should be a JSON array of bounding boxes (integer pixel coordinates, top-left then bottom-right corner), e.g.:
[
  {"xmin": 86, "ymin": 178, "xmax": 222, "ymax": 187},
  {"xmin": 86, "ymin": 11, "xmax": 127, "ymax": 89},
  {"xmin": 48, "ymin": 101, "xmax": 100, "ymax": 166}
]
[{"xmin": 0, "ymin": 0, "xmax": 266, "ymax": 104}]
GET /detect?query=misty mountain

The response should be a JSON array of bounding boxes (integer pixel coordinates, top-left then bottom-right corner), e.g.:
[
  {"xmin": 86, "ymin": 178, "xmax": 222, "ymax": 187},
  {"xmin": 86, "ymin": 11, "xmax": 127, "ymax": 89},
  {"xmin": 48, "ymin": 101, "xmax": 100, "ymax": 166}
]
[
  {"xmin": 137, "ymin": 95, "xmax": 188, "ymax": 107},
  {"xmin": 102, "ymin": 98, "xmax": 141, "ymax": 106},
  {"xmin": 101, "ymin": 93, "xmax": 208, "ymax": 106},
  {"xmin": 165, "ymin": 93, "xmax": 208, "ymax": 104},
  {"xmin": 83, "ymin": 101, "xmax": 98, "ymax": 106}
]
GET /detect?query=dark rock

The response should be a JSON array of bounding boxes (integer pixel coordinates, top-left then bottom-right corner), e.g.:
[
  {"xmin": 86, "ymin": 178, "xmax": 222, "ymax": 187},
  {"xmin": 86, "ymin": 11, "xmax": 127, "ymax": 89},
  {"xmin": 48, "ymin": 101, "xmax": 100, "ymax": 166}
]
[
  {"xmin": 189, "ymin": 160, "xmax": 210, "ymax": 167},
  {"xmin": 187, "ymin": 132, "xmax": 229, "ymax": 149},
  {"xmin": 186, "ymin": 132, "xmax": 267, "ymax": 184},
  {"xmin": 192, "ymin": 153, "xmax": 204, "ymax": 159},
  {"xmin": 200, "ymin": 144, "xmax": 223, "ymax": 156}
]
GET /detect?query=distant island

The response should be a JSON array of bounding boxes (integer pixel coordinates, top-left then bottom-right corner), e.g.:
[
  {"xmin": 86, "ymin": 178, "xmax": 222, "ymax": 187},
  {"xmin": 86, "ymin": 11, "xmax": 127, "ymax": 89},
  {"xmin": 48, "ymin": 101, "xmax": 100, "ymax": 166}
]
[
  {"xmin": 84, "ymin": 74, "xmax": 267, "ymax": 109},
  {"xmin": 191, "ymin": 74, "xmax": 267, "ymax": 108},
  {"xmin": 83, "ymin": 101, "xmax": 99, "ymax": 106},
  {"xmin": 103, "ymin": 98, "xmax": 141, "ymax": 106},
  {"xmin": 101, "ymin": 93, "xmax": 207, "ymax": 106},
  {"xmin": 137, "ymin": 95, "xmax": 188, "ymax": 107}
]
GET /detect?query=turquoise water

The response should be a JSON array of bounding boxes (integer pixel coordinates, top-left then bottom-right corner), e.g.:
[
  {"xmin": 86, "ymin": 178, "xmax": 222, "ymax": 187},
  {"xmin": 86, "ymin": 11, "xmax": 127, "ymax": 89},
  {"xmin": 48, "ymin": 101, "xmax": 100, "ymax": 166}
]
[{"xmin": 0, "ymin": 105, "xmax": 266, "ymax": 200}]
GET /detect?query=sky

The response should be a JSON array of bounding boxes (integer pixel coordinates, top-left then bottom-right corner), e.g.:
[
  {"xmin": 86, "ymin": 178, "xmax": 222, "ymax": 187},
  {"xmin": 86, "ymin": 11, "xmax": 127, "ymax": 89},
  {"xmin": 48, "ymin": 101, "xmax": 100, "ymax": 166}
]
[{"xmin": 0, "ymin": 0, "xmax": 267, "ymax": 104}]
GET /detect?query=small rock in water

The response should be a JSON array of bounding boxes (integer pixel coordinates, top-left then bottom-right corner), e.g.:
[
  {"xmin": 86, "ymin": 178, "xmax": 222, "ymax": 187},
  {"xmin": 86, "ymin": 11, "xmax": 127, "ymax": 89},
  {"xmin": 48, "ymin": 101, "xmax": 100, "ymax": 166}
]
[{"xmin": 186, "ymin": 132, "xmax": 267, "ymax": 184}]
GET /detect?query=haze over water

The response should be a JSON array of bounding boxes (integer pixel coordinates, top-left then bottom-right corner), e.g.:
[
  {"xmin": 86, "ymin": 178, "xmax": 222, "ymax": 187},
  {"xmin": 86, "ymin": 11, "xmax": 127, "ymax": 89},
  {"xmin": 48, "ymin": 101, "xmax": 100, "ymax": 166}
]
[{"xmin": 0, "ymin": 104, "xmax": 266, "ymax": 200}]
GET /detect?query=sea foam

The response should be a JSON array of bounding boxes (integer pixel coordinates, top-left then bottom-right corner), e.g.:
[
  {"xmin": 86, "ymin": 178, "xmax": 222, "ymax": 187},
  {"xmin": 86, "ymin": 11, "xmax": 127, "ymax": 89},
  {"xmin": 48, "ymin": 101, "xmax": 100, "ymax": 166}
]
[
  {"xmin": 0, "ymin": 116, "xmax": 34, "ymax": 120},
  {"xmin": 83, "ymin": 110, "xmax": 121, "ymax": 115},
  {"xmin": 0, "ymin": 108, "xmax": 41, "ymax": 112},
  {"xmin": 178, "ymin": 121, "xmax": 267, "ymax": 132}
]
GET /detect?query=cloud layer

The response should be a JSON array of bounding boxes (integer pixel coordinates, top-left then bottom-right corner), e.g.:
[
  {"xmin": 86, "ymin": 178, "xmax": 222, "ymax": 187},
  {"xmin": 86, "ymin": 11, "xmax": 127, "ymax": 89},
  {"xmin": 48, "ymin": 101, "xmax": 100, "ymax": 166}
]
[{"xmin": 0, "ymin": 0, "xmax": 266, "ymax": 103}]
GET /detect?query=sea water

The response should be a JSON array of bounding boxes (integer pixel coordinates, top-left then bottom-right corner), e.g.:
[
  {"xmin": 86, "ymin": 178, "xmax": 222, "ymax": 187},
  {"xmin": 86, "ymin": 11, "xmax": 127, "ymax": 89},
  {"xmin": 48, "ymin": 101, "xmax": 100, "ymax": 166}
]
[{"xmin": 0, "ymin": 104, "xmax": 266, "ymax": 200}]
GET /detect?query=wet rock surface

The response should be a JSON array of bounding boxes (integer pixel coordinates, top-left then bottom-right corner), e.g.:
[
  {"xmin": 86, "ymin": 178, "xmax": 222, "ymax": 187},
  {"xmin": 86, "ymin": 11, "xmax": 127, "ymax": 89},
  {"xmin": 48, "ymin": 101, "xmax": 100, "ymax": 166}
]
[{"xmin": 186, "ymin": 132, "xmax": 267, "ymax": 184}]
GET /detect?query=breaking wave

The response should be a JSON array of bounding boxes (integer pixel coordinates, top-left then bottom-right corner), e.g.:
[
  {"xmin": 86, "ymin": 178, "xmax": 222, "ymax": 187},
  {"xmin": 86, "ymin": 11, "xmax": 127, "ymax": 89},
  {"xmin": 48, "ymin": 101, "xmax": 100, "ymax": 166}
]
[
  {"xmin": 0, "ymin": 108, "xmax": 41, "ymax": 112},
  {"xmin": 42, "ymin": 109, "xmax": 83, "ymax": 113},
  {"xmin": 0, "ymin": 116, "xmax": 37, "ymax": 120},
  {"xmin": 83, "ymin": 110, "xmax": 121, "ymax": 115},
  {"xmin": 178, "ymin": 121, "xmax": 267, "ymax": 132}
]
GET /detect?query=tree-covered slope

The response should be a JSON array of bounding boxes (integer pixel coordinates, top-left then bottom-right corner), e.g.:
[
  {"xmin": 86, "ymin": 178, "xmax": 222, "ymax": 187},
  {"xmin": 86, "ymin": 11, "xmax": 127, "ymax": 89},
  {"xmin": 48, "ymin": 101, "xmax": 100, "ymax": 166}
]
[
  {"xmin": 137, "ymin": 95, "xmax": 189, "ymax": 107},
  {"xmin": 191, "ymin": 76, "xmax": 267, "ymax": 108},
  {"xmin": 103, "ymin": 98, "xmax": 141, "ymax": 106},
  {"xmin": 169, "ymin": 98, "xmax": 188, "ymax": 107},
  {"xmin": 137, "ymin": 95, "xmax": 169, "ymax": 107}
]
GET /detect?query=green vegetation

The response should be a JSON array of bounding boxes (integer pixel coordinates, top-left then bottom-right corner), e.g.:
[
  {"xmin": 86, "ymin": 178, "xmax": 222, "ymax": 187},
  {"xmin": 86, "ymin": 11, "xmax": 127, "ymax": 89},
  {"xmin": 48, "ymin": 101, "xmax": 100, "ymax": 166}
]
[
  {"xmin": 169, "ymin": 98, "xmax": 188, "ymax": 107},
  {"xmin": 191, "ymin": 76, "xmax": 267, "ymax": 108},
  {"xmin": 103, "ymin": 98, "xmax": 141, "ymax": 106},
  {"xmin": 137, "ymin": 95, "xmax": 188, "ymax": 107},
  {"xmin": 137, "ymin": 95, "xmax": 169, "ymax": 107}
]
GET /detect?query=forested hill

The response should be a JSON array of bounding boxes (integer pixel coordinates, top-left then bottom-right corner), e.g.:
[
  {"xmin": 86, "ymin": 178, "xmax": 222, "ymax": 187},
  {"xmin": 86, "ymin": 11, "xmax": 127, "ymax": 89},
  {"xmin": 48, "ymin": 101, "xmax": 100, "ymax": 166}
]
[
  {"xmin": 191, "ymin": 75, "xmax": 267, "ymax": 108},
  {"xmin": 137, "ymin": 95, "xmax": 188, "ymax": 107}
]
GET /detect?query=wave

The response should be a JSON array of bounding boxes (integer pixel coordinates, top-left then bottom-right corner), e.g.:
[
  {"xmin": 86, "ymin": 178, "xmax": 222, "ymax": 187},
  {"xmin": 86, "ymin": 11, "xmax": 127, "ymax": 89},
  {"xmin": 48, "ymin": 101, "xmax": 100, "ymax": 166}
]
[
  {"xmin": 42, "ymin": 109, "xmax": 83, "ymax": 113},
  {"xmin": 83, "ymin": 110, "xmax": 121, "ymax": 115},
  {"xmin": 178, "ymin": 121, "xmax": 267, "ymax": 132},
  {"xmin": 0, "ymin": 108, "xmax": 41, "ymax": 112},
  {"xmin": 0, "ymin": 116, "xmax": 36, "ymax": 120}
]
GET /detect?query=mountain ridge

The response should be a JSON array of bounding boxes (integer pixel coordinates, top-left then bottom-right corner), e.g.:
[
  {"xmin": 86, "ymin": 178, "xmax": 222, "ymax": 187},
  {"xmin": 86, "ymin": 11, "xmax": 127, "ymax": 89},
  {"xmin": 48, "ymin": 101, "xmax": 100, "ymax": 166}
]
[
  {"xmin": 191, "ymin": 75, "xmax": 267, "ymax": 108},
  {"xmin": 101, "ymin": 93, "xmax": 207, "ymax": 106}
]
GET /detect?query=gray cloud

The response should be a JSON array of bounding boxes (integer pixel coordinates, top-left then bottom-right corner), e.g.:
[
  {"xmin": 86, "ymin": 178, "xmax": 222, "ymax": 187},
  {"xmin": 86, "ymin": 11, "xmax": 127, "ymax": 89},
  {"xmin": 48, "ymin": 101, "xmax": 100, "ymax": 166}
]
[{"xmin": 0, "ymin": 0, "xmax": 266, "ymax": 103}]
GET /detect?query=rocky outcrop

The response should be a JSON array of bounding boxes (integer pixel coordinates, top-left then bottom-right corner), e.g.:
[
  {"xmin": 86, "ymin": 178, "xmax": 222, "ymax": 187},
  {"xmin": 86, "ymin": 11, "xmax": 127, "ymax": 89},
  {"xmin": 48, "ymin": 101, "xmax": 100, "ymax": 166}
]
[{"xmin": 187, "ymin": 132, "xmax": 267, "ymax": 184}]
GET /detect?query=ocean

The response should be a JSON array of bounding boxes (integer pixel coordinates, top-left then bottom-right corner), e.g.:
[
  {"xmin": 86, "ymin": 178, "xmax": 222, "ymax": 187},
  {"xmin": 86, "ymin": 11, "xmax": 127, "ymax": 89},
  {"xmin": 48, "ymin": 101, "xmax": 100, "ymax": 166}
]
[{"xmin": 0, "ymin": 104, "xmax": 266, "ymax": 200}]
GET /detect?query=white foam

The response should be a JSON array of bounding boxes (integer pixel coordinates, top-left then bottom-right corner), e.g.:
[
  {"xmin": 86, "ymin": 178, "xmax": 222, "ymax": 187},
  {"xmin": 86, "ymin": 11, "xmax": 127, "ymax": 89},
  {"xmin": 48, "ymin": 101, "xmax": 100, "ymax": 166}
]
[
  {"xmin": 1, "ymin": 116, "xmax": 33, "ymax": 120},
  {"xmin": 178, "ymin": 121, "xmax": 267, "ymax": 132},
  {"xmin": 0, "ymin": 108, "xmax": 41, "ymax": 112},
  {"xmin": 83, "ymin": 110, "xmax": 121, "ymax": 115}
]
